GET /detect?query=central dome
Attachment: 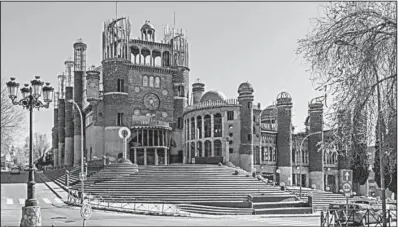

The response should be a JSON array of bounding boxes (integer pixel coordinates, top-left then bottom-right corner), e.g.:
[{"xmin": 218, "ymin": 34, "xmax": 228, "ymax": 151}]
[
  {"xmin": 200, "ymin": 90, "xmax": 227, "ymax": 103},
  {"xmin": 141, "ymin": 21, "xmax": 155, "ymax": 31}
]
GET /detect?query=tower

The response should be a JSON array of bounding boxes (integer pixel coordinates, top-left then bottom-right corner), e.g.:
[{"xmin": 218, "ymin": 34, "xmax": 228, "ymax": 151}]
[
  {"xmin": 276, "ymin": 92, "xmax": 293, "ymax": 186},
  {"xmin": 308, "ymin": 98, "xmax": 324, "ymax": 190},
  {"xmin": 73, "ymin": 39, "xmax": 87, "ymax": 166},
  {"xmin": 58, "ymin": 74, "xmax": 66, "ymax": 167},
  {"xmin": 165, "ymin": 25, "xmax": 190, "ymax": 163},
  {"xmin": 52, "ymin": 92, "xmax": 59, "ymax": 167},
  {"xmin": 192, "ymin": 79, "xmax": 205, "ymax": 105},
  {"xmin": 238, "ymin": 82, "xmax": 254, "ymax": 172},
  {"xmin": 64, "ymin": 58, "xmax": 74, "ymax": 167}
]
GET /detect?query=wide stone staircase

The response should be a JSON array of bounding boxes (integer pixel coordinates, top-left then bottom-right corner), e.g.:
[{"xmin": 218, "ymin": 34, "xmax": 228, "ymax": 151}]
[
  {"xmin": 72, "ymin": 162, "xmax": 138, "ymax": 192},
  {"xmin": 74, "ymin": 164, "xmax": 312, "ymax": 215},
  {"xmin": 285, "ymin": 186, "xmax": 358, "ymax": 211},
  {"xmin": 44, "ymin": 164, "xmax": 103, "ymax": 189}
]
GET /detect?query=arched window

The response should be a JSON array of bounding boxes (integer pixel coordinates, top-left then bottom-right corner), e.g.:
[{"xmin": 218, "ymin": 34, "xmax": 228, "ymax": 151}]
[
  {"xmin": 149, "ymin": 76, "xmax": 154, "ymax": 87},
  {"xmin": 204, "ymin": 115, "xmax": 211, "ymax": 138},
  {"xmin": 197, "ymin": 116, "xmax": 202, "ymax": 139},
  {"xmin": 178, "ymin": 117, "xmax": 183, "ymax": 129},
  {"xmin": 213, "ymin": 113, "xmax": 222, "ymax": 137},
  {"xmin": 214, "ymin": 140, "xmax": 222, "ymax": 156},
  {"xmin": 154, "ymin": 77, "xmax": 160, "ymax": 88},
  {"xmin": 191, "ymin": 117, "xmax": 195, "ymax": 139},
  {"xmin": 143, "ymin": 75, "xmax": 148, "ymax": 87},
  {"xmin": 204, "ymin": 140, "xmax": 212, "ymax": 157},
  {"xmin": 178, "ymin": 86, "xmax": 185, "ymax": 97},
  {"xmin": 197, "ymin": 141, "xmax": 202, "ymax": 157},
  {"xmin": 90, "ymin": 147, "xmax": 92, "ymax": 161},
  {"xmin": 191, "ymin": 142, "xmax": 195, "ymax": 159}
]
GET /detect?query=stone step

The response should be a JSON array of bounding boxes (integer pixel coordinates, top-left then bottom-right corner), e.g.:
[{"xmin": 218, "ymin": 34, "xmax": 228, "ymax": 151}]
[
  {"xmin": 252, "ymin": 201, "xmax": 305, "ymax": 209},
  {"xmin": 254, "ymin": 207, "xmax": 313, "ymax": 215}
]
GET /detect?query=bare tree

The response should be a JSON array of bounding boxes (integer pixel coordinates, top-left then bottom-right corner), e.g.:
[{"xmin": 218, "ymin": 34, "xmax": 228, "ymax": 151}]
[
  {"xmin": 297, "ymin": 2, "xmax": 396, "ymax": 193},
  {"xmin": 1, "ymin": 78, "xmax": 26, "ymax": 154},
  {"xmin": 25, "ymin": 133, "xmax": 50, "ymax": 161}
]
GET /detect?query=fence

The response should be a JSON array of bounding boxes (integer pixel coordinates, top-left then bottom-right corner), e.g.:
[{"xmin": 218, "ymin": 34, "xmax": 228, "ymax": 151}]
[
  {"xmin": 67, "ymin": 189, "xmax": 183, "ymax": 216},
  {"xmin": 320, "ymin": 209, "xmax": 397, "ymax": 227}
]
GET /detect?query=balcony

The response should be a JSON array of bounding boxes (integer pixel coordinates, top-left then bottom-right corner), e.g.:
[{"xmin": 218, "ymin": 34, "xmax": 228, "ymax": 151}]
[{"xmin": 184, "ymin": 99, "xmax": 240, "ymax": 114}]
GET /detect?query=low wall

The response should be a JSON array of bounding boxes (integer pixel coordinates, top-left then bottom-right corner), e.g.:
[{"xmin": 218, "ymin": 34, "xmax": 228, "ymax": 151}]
[{"xmin": 194, "ymin": 157, "xmax": 223, "ymax": 164}]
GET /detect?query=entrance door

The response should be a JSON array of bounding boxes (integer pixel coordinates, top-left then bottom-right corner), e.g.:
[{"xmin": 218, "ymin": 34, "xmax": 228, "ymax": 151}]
[
  {"xmin": 177, "ymin": 150, "xmax": 183, "ymax": 163},
  {"xmin": 147, "ymin": 148, "xmax": 155, "ymax": 165},
  {"xmin": 136, "ymin": 149, "xmax": 144, "ymax": 165}
]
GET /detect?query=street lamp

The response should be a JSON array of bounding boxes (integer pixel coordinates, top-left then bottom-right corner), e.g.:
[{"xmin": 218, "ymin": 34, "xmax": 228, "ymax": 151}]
[
  {"xmin": 6, "ymin": 76, "xmax": 54, "ymax": 226},
  {"xmin": 299, "ymin": 131, "xmax": 322, "ymax": 198},
  {"xmin": 67, "ymin": 99, "xmax": 85, "ymax": 203}
]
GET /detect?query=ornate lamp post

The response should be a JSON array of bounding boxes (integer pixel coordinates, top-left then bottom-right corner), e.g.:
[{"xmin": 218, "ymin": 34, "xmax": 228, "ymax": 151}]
[
  {"xmin": 67, "ymin": 99, "xmax": 85, "ymax": 203},
  {"xmin": 6, "ymin": 76, "xmax": 54, "ymax": 227},
  {"xmin": 299, "ymin": 131, "xmax": 322, "ymax": 198}
]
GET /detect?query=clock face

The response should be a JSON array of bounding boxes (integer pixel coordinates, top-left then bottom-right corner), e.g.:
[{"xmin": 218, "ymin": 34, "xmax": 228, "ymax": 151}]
[
  {"xmin": 134, "ymin": 109, "xmax": 140, "ymax": 116},
  {"xmin": 143, "ymin": 93, "xmax": 160, "ymax": 110},
  {"xmin": 162, "ymin": 112, "xmax": 168, "ymax": 118},
  {"xmin": 162, "ymin": 89, "xmax": 168, "ymax": 96},
  {"xmin": 134, "ymin": 87, "xmax": 140, "ymax": 93},
  {"xmin": 88, "ymin": 82, "xmax": 97, "ymax": 89}
]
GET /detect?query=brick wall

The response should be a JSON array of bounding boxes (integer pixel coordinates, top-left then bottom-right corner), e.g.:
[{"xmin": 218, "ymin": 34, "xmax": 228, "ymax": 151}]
[
  {"xmin": 74, "ymin": 71, "xmax": 83, "ymax": 135},
  {"xmin": 308, "ymin": 103, "xmax": 324, "ymax": 172},
  {"xmin": 277, "ymin": 105, "xmax": 292, "ymax": 167}
]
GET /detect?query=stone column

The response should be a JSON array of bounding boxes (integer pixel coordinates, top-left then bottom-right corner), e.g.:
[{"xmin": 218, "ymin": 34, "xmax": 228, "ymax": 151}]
[
  {"xmin": 211, "ymin": 140, "xmax": 215, "ymax": 157},
  {"xmin": 155, "ymin": 148, "xmax": 158, "ymax": 165},
  {"xmin": 210, "ymin": 114, "xmax": 214, "ymax": 138},
  {"xmin": 134, "ymin": 148, "xmax": 137, "ymax": 164},
  {"xmin": 194, "ymin": 117, "xmax": 197, "ymax": 140},
  {"xmin": 141, "ymin": 129, "xmax": 144, "ymax": 146},
  {"xmin": 202, "ymin": 116, "xmax": 205, "ymax": 139},
  {"xmin": 164, "ymin": 149, "xmax": 168, "ymax": 165},
  {"xmin": 187, "ymin": 143, "xmax": 190, "ymax": 164},
  {"xmin": 144, "ymin": 148, "xmax": 147, "ymax": 165}
]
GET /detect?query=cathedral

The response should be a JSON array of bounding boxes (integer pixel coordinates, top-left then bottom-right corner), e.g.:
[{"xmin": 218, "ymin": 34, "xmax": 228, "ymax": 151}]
[{"xmin": 52, "ymin": 17, "xmax": 353, "ymax": 194}]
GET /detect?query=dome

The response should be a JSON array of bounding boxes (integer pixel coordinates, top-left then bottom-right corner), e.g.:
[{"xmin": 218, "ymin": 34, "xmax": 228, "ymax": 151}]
[
  {"xmin": 141, "ymin": 21, "xmax": 155, "ymax": 31},
  {"xmin": 277, "ymin": 91, "xmax": 291, "ymax": 100},
  {"xmin": 261, "ymin": 105, "xmax": 277, "ymax": 118},
  {"xmin": 200, "ymin": 90, "xmax": 227, "ymax": 102},
  {"xmin": 237, "ymin": 82, "xmax": 254, "ymax": 94}
]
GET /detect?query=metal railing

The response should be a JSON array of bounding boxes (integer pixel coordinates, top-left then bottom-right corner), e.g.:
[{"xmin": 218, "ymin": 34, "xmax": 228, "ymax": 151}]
[
  {"xmin": 320, "ymin": 209, "xmax": 397, "ymax": 227},
  {"xmin": 66, "ymin": 189, "xmax": 182, "ymax": 216}
]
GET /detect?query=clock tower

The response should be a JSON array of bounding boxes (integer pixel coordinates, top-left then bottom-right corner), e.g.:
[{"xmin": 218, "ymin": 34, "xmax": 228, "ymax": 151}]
[{"xmin": 84, "ymin": 18, "xmax": 189, "ymax": 165}]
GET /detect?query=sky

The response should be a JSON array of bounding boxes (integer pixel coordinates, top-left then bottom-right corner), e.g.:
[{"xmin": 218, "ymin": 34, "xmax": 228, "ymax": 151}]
[{"xmin": 1, "ymin": 1, "xmax": 328, "ymax": 146}]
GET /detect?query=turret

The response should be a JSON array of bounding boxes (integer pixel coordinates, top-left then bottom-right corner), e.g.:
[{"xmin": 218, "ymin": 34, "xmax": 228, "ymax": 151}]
[
  {"xmin": 58, "ymin": 74, "xmax": 66, "ymax": 167},
  {"xmin": 276, "ymin": 92, "xmax": 293, "ymax": 186},
  {"xmin": 192, "ymin": 79, "xmax": 205, "ymax": 105},
  {"xmin": 238, "ymin": 82, "xmax": 254, "ymax": 173},
  {"xmin": 73, "ymin": 39, "xmax": 87, "ymax": 166},
  {"xmin": 308, "ymin": 97, "xmax": 324, "ymax": 190}
]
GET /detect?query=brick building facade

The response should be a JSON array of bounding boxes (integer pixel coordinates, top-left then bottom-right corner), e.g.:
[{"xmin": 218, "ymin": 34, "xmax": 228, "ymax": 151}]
[{"xmin": 52, "ymin": 17, "xmax": 351, "ymax": 193}]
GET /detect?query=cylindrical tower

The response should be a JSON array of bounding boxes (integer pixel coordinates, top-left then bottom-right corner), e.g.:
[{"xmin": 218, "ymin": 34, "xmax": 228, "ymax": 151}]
[
  {"xmin": 64, "ymin": 58, "xmax": 74, "ymax": 167},
  {"xmin": 192, "ymin": 79, "xmax": 205, "ymax": 105},
  {"xmin": 73, "ymin": 39, "xmax": 87, "ymax": 166},
  {"xmin": 64, "ymin": 86, "xmax": 74, "ymax": 167},
  {"xmin": 58, "ymin": 74, "xmax": 66, "ymax": 167},
  {"xmin": 276, "ymin": 92, "xmax": 293, "ymax": 186},
  {"xmin": 238, "ymin": 82, "xmax": 254, "ymax": 173},
  {"xmin": 308, "ymin": 98, "xmax": 324, "ymax": 190},
  {"xmin": 52, "ymin": 92, "xmax": 59, "ymax": 167}
]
